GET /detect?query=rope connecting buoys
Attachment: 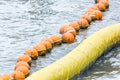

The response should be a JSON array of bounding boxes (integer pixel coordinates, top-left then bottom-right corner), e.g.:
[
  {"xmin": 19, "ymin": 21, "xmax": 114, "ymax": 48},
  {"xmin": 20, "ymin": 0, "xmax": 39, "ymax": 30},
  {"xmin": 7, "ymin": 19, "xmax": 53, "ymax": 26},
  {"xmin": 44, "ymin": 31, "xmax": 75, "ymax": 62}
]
[
  {"xmin": 0, "ymin": 0, "xmax": 110, "ymax": 79},
  {"xmin": 25, "ymin": 23, "xmax": 120, "ymax": 80}
]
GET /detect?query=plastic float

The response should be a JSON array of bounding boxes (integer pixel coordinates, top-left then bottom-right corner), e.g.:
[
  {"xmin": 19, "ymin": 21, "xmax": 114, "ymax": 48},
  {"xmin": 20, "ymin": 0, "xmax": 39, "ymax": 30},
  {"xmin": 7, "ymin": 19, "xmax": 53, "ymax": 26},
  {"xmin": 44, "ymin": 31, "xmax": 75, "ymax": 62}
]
[
  {"xmin": 11, "ymin": 71, "xmax": 25, "ymax": 80},
  {"xmin": 25, "ymin": 23, "xmax": 120, "ymax": 80}
]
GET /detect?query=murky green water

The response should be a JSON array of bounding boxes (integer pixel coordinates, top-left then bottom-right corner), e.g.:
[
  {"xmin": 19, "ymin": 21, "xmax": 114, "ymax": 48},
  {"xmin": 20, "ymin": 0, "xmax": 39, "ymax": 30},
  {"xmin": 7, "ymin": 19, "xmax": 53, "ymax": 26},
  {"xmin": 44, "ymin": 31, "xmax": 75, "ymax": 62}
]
[{"xmin": 0, "ymin": 0, "xmax": 120, "ymax": 80}]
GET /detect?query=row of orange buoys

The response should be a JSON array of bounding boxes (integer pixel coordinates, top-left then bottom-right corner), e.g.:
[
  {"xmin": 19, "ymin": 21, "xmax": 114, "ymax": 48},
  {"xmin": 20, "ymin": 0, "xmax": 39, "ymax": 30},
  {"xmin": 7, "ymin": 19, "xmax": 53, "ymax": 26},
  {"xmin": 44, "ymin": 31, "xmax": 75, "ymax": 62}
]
[
  {"xmin": 0, "ymin": 0, "xmax": 109, "ymax": 80},
  {"xmin": 60, "ymin": 0, "xmax": 109, "ymax": 43}
]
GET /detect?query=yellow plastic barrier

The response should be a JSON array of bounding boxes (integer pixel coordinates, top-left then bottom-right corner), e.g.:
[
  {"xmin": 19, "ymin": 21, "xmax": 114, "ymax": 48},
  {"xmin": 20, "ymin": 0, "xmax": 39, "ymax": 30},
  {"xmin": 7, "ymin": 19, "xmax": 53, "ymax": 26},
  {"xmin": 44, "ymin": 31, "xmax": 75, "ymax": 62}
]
[{"xmin": 25, "ymin": 23, "xmax": 120, "ymax": 80}]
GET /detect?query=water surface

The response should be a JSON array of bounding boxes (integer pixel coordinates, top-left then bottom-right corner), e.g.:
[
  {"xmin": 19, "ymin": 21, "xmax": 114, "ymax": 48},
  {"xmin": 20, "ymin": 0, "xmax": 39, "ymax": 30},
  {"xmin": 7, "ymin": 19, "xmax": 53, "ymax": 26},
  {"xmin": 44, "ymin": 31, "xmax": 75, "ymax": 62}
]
[{"xmin": 0, "ymin": 0, "xmax": 120, "ymax": 80}]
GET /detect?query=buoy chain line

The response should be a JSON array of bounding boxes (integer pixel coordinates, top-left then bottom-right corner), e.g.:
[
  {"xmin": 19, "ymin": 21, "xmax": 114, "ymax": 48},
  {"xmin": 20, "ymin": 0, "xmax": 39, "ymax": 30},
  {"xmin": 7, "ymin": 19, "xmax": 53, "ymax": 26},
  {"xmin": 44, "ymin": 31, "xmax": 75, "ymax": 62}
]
[{"xmin": 0, "ymin": 0, "xmax": 109, "ymax": 80}]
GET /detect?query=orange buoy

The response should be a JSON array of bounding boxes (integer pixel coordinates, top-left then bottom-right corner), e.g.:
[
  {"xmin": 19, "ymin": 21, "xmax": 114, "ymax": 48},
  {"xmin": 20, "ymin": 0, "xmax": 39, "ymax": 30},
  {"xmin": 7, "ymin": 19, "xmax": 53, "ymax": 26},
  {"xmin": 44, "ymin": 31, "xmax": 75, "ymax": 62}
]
[
  {"xmin": 69, "ymin": 22, "xmax": 80, "ymax": 31},
  {"xmin": 62, "ymin": 32, "xmax": 75, "ymax": 43},
  {"xmin": 78, "ymin": 18, "xmax": 89, "ymax": 29},
  {"xmin": 25, "ymin": 48, "xmax": 39, "ymax": 60},
  {"xmin": 42, "ymin": 38, "xmax": 54, "ymax": 45},
  {"xmin": 63, "ymin": 26, "xmax": 77, "ymax": 37},
  {"xmin": 0, "ymin": 74, "xmax": 11, "ymax": 80},
  {"xmin": 14, "ymin": 61, "xmax": 30, "ymax": 70},
  {"xmin": 87, "ymin": 9, "xmax": 96, "ymax": 13},
  {"xmin": 100, "ymin": 0, "xmax": 109, "ymax": 8},
  {"xmin": 96, "ymin": 2, "xmax": 106, "ymax": 11},
  {"xmin": 15, "ymin": 66, "xmax": 30, "ymax": 77},
  {"xmin": 89, "ymin": 6, "xmax": 99, "ymax": 10},
  {"xmin": 17, "ymin": 55, "xmax": 32, "ymax": 65},
  {"xmin": 41, "ymin": 41, "xmax": 52, "ymax": 52},
  {"xmin": 11, "ymin": 71, "xmax": 25, "ymax": 80},
  {"xmin": 59, "ymin": 25, "xmax": 70, "ymax": 34},
  {"xmin": 0, "ymin": 76, "xmax": 2, "ymax": 80},
  {"xmin": 33, "ymin": 44, "xmax": 46, "ymax": 56},
  {"xmin": 50, "ymin": 35, "xmax": 62, "ymax": 46},
  {"xmin": 93, "ymin": 10, "xmax": 103, "ymax": 20},
  {"xmin": 80, "ymin": 14, "xmax": 92, "ymax": 23},
  {"xmin": 86, "ymin": 12, "xmax": 96, "ymax": 21}
]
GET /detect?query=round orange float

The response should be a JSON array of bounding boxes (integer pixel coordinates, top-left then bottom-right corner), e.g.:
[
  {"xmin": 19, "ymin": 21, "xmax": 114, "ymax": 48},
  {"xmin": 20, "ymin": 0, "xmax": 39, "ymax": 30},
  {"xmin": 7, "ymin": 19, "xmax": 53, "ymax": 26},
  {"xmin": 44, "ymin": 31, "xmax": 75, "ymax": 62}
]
[
  {"xmin": 59, "ymin": 25, "xmax": 69, "ymax": 34},
  {"xmin": 50, "ymin": 35, "xmax": 62, "ymax": 46},
  {"xmin": 63, "ymin": 26, "xmax": 77, "ymax": 37},
  {"xmin": 14, "ymin": 61, "xmax": 30, "ymax": 70},
  {"xmin": 41, "ymin": 41, "xmax": 52, "ymax": 52},
  {"xmin": 62, "ymin": 32, "xmax": 75, "ymax": 43},
  {"xmin": 69, "ymin": 22, "xmax": 80, "ymax": 31},
  {"xmin": 86, "ymin": 12, "xmax": 96, "ymax": 21},
  {"xmin": 96, "ymin": 2, "xmax": 106, "ymax": 11},
  {"xmin": 100, "ymin": 0, "xmax": 109, "ymax": 8},
  {"xmin": 15, "ymin": 66, "xmax": 30, "ymax": 77},
  {"xmin": 11, "ymin": 71, "xmax": 25, "ymax": 80},
  {"xmin": 17, "ymin": 55, "xmax": 32, "ymax": 65},
  {"xmin": 89, "ymin": 6, "xmax": 99, "ymax": 10},
  {"xmin": 93, "ymin": 10, "xmax": 103, "ymax": 20},
  {"xmin": 78, "ymin": 18, "xmax": 89, "ymax": 29},
  {"xmin": 33, "ymin": 44, "xmax": 46, "ymax": 56},
  {"xmin": 80, "ymin": 14, "xmax": 92, "ymax": 24},
  {"xmin": 25, "ymin": 48, "xmax": 39, "ymax": 60},
  {"xmin": 87, "ymin": 8, "xmax": 96, "ymax": 13},
  {"xmin": 0, "ymin": 74, "xmax": 11, "ymax": 80},
  {"xmin": 42, "ymin": 38, "xmax": 54, "ymax": 46}
]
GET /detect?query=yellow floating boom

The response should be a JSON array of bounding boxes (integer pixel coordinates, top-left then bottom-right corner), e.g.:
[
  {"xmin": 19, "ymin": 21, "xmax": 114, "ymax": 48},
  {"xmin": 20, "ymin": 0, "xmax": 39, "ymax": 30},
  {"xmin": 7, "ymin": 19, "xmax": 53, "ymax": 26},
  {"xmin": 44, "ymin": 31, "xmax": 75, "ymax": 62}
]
[{"xmin": 25, "ymin": 23, "xmax": 120, "ymax": 80}]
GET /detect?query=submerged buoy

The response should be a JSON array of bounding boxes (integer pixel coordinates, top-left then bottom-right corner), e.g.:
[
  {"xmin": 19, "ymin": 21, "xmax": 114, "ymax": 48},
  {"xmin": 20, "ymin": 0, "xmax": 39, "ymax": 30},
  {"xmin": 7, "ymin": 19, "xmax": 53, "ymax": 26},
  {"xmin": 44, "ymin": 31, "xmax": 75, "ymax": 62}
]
[
  {"xmin": 62, "ymin": 32, "xmax": 75, "ymax": 43},
  {"xmin": 33, "ymin": 44, "xmax": 46, "ymax": 56},
  {"xmin": 11, "ymin": 71, "xmax": 25, "ymax": 80},
  {"xmin": 17, "ymin": 55, "xmax": 32, "ymax": 65},
  {"xmin": 14, "ymin": 61, "xmax": 30, "ymax": 70},
  {"xmin": 78, "ymin": 18, "xmax": 89, "ymax": 29},
  {"xmin": 25, "ymin": 48, "xmax": 39, "ymax": 60}
]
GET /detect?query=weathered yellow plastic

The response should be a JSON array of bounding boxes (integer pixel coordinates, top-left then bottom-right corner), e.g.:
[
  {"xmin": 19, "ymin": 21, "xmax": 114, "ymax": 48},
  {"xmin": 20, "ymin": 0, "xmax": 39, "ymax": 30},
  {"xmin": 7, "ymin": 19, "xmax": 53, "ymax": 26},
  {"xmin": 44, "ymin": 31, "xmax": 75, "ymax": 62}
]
[{"xmin": 25, "ymin": 23, "xmax": 120, "ymax": 80}]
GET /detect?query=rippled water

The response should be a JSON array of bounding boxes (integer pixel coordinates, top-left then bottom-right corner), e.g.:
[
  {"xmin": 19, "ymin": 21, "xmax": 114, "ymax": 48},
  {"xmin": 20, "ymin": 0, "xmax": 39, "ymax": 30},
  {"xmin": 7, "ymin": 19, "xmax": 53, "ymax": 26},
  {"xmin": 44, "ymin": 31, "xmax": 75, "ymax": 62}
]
[{"xmin": 0, "ymin": 0, "xmax": 120, "ymax": 80}]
